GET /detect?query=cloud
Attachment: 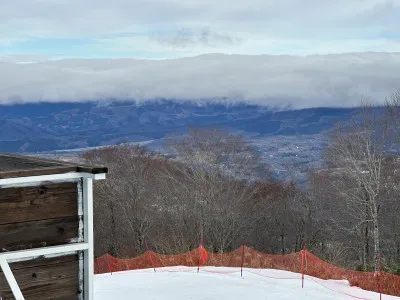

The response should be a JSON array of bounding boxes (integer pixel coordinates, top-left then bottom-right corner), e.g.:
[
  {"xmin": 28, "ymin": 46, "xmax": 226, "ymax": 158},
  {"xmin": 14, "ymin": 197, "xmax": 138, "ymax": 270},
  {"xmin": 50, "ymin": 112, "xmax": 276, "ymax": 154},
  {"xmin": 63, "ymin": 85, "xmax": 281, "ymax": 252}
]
[
  {"xmin": 0, "ymin": 53, "xmax": 399, "ymax": 108},
  {"xmin": 154, "ymin": 28, "xmax": 243, "ymax": 48},
  {"xmin": 90, "ymin": 34, "xmax": 400, "ymax": 59},
  {"xmin": 0, "ymin": 54, "xmax": 61, "ymax": 63},
  {"xmin": 2, "ymin": 0, "xmax": 398, "ymax": 38},
  {"xmin": 1, "ymin": 0, "xmax": 400, "ymax": 57}
]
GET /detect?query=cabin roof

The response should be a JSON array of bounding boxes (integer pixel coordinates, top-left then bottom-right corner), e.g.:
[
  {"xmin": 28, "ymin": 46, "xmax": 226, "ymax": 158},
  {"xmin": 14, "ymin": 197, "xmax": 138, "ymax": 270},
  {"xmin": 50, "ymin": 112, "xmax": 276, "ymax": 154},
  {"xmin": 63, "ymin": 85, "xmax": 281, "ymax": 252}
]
[{"xmin": 0, "ymin": 153, "xmax": 108, "ymax": 179}]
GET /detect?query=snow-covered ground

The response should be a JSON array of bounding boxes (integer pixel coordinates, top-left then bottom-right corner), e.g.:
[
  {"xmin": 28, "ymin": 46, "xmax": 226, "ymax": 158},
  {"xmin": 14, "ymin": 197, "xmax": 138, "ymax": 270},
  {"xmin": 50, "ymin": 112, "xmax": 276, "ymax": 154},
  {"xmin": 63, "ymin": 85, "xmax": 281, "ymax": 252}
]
[{"xmin": 94, "ymin": 266, "xmax": 400, "ymax": 300}]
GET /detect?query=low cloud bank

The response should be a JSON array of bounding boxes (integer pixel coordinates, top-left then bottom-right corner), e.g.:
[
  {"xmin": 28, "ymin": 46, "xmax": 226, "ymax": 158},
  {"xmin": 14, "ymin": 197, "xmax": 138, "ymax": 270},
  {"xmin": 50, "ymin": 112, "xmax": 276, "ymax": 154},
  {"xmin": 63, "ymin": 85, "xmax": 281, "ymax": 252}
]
[{"xmin": 0, "ymin": 53, "xmax": 399, "ymax": 108}]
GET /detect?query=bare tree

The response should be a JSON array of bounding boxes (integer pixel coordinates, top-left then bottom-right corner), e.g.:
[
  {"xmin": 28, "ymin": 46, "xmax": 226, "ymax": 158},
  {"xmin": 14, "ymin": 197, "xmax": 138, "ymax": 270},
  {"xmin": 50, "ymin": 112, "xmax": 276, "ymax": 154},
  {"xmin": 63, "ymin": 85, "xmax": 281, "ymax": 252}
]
[
  {"xmin": 386, "ymin": 90, "xmax": 400, "ymax": 144},
  {"xmin": 167, "ymin": 127, "xmax": 271, "ymax": 181},
  {"xmin": 164, "ymin": 127, "xmax": 273, "ymax": 253},
  {"xmin": 324, "ymin": 105, "xmax": 394, "ymax": 271},
  {"xmin": 157, "ymin": 151, "xmax": 264, "ymax": 253},
  {"xmin": 83, "ymin": 144, "xmax": 158, "ymax": 257},
  {"xmin": 308, "ymin": 168, "xmax": 370, "ymax": 268}
]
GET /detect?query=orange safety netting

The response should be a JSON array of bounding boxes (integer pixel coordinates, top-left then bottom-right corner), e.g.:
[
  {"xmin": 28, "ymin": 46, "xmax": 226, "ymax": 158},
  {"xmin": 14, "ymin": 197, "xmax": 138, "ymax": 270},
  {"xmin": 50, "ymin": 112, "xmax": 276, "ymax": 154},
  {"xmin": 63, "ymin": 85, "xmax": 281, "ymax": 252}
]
[{"xmin": 94, "ymin": 246, "xmax": 400, "ymax": 297}]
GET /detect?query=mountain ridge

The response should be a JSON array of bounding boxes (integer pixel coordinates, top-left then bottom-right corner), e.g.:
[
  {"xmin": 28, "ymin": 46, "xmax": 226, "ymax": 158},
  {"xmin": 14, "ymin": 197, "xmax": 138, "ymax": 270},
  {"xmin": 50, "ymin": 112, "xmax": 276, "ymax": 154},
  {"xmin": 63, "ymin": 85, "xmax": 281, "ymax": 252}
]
[{"xmin": 0, "ymin": 100, "xmax": 357, "ymax": 153}]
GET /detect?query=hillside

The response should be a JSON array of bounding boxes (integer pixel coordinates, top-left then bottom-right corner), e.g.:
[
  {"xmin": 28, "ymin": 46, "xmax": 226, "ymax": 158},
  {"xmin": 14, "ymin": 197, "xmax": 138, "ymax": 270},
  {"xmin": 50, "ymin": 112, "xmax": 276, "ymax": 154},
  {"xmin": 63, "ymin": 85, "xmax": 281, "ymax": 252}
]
[{"xmin": 0, "ymin": 101, "xmax": 357, "ymax": 182}]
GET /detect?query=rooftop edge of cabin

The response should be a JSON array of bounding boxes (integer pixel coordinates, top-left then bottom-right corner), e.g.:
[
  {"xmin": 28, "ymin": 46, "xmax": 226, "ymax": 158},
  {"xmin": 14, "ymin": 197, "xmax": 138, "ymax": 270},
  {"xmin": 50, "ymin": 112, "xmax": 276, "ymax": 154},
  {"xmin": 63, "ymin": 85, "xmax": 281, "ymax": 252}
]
[{"xmin": 0, "ymin": 153, "xmax": 108, "ymax": 179}]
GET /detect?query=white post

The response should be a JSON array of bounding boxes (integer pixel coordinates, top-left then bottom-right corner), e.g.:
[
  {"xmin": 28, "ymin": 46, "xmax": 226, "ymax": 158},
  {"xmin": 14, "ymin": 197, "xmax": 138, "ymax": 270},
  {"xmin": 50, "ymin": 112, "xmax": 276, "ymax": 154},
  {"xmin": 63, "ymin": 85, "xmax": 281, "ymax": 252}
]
[
  {"xmin": 3, "ymin": 243, "xmax": 89, "ymax": 262},
  {"xmin": 0, "ymin": 172, "xmax": 105, "ymax": 187},
  {"xmin": 83, "ymin": 178, "xmax": 94, "ymax": 300},
  {"xmin": 0, "ymin": 258, "xmax": 25, "ymax": 300}
]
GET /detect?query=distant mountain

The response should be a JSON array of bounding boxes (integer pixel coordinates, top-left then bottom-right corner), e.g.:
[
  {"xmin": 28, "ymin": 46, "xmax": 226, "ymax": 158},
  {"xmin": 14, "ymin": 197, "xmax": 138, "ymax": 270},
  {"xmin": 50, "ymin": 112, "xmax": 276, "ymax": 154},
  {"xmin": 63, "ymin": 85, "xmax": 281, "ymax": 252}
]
[
  {"xmin": 0, "ymin": 101, "xmax": 358, "ymax": 183},
  {"xmin": 0, "ymin": 101, "xmax": 356, "ymax": 153}
]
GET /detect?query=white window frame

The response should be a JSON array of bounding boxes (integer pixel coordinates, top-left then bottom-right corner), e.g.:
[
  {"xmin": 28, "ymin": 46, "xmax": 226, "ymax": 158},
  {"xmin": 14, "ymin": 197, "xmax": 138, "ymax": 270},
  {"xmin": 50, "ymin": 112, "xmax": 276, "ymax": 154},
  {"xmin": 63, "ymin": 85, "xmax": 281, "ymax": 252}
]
[{"xmin": 0, "ymin": 172, "xmax": 105, "ymax": 300}]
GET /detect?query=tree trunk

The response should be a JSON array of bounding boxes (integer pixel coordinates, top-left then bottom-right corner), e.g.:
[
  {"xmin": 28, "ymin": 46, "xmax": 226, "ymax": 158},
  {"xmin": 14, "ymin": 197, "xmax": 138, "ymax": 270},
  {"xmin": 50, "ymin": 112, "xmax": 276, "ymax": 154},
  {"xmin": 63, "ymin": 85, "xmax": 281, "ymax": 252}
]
[
  {"xmin": 371, "ymin": 217, "xmax": 380, "ymax": 272},
  {"xmin": 396, "ymin": 240, "xmax": 400, "ymax": 267},
  {"xmin": 364, "ymin": 220, "xmax": 369, "ymax": 269},
  {"xmin": 361, "ymin": 228, "xmax": 366, "ymax": 270},
  {"xmin": 363, "ymin": 185, "xmax": 369, "ymax": 270},
  {"xmin": 109, "ymin": 200, "xmax": 117, "ymax": 256}
]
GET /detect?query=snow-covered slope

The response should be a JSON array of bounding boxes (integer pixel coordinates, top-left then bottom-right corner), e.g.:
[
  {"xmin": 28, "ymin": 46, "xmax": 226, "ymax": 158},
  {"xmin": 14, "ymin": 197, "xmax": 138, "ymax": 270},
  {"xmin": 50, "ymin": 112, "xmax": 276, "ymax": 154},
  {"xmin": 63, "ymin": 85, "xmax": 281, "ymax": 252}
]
[{"xmin": 94, "ymin": 266, "xmax": 399, "ymax": 300}]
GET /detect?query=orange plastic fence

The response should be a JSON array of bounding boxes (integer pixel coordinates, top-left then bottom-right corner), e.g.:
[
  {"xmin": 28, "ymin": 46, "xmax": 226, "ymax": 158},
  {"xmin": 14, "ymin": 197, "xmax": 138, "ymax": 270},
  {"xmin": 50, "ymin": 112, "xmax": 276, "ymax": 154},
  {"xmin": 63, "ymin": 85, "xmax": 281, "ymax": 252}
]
[{"xmin": 94, "ymin": 246, "xmax": 400, "ymax": 297}]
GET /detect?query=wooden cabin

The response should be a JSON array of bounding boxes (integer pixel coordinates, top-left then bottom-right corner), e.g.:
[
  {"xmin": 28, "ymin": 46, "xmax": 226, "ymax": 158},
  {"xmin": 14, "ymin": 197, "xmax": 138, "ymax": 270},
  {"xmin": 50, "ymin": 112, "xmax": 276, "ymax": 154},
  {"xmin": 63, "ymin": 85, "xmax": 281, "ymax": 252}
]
[{"xmin": 0, "ymin": 153, "xmax": 107, "ymax": 300}]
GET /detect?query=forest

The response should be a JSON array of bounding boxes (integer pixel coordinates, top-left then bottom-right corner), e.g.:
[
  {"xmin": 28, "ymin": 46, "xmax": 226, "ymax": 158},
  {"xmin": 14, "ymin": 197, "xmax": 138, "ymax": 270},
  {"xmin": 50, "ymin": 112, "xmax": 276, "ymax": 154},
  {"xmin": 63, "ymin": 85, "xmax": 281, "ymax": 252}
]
[{"xmin": 83, "ymin": 92, "xmax": 400, "ymax": 274}]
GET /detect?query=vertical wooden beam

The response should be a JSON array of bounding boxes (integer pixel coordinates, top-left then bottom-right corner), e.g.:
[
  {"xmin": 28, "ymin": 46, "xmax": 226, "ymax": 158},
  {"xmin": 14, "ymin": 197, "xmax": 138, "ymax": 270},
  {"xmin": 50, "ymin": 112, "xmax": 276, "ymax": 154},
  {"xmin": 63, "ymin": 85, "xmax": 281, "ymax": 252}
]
[
  {"xmin": 0, "ymin": 257, "xmax": 25, "ymax": 300},
  {"xmin": 83, "ymin": 178, "xmax": 94, "ymax": 300},
  {"xmin": 78, "ymin": 179, "xmax": 84, "ymax": 300}
]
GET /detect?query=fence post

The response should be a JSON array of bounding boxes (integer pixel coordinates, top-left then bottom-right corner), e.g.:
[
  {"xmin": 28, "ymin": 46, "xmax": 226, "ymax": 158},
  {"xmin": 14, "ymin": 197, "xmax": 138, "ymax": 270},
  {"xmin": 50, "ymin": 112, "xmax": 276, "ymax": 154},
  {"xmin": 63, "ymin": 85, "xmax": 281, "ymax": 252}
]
[
  {"xmin": 301, "ymin": 244, "xmax": 306, "ymax": 288},
  {"xmin": 198, "ymin": 234, "xmax": 204, "ymax": 273},
  {"xmin": 197, "ymin": 255, "xmax": 200, "ymax": 273},
  {"xmin": 106, "ymin": 254, "xmax": 113, "ymax": 275},
  {"xmin": 145, "ymin": 240, "xmax": 156, "ymax": 272},
  {"xmin": 380, "ymin": 251, "xmax": 382, "ymax": 300},
  {"xmin": 241, "ymin": 244, "xmax": 245, "ymax": 278}
]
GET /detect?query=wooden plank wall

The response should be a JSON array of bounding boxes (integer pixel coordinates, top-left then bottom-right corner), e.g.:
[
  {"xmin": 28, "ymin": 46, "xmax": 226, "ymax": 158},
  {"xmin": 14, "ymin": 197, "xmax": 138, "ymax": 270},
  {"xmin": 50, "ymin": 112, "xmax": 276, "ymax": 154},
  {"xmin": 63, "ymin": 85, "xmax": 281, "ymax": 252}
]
[
  {"xmin": 0, "ymin": 182, "xmax": 80, "ymax": 251},
  {"xmin": 0, "ymin": 181, "xmax": 81, "ymax": 299},
  {"xmin": 0, "ymin": 255, "xmax": 81, "ymax": 300}
]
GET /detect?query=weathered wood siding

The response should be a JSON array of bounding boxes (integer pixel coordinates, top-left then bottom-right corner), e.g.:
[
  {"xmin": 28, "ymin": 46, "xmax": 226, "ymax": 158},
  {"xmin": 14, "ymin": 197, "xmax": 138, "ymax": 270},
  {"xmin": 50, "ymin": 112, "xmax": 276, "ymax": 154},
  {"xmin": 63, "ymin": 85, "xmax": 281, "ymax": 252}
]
[
  {"xmin": 0, "ymin": 182, "xmax": 80, "ymax": 252},
  {"xmin": 0, "ymin": 181, "xmax": 81, "ymax": 299},
  {"xmin": 0, "ymin": 255, "xmax": 81, "ymax": 300}
]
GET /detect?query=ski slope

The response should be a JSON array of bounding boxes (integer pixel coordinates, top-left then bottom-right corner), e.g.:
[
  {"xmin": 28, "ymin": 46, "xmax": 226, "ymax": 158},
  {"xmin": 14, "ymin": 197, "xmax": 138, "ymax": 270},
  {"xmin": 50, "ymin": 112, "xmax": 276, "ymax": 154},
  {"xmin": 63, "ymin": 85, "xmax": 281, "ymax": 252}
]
[{"xmin": 94, "ymin": 266, "xmax": 400, "ymax": 300}]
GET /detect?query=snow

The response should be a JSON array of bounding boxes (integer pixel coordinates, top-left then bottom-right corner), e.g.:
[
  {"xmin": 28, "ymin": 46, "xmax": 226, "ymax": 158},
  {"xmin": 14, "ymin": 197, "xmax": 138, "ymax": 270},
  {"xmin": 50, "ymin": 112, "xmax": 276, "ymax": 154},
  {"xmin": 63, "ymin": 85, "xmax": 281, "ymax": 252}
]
[{"xmin": 94, "ymin": 266, "xmax": 400, "ymax": 300}]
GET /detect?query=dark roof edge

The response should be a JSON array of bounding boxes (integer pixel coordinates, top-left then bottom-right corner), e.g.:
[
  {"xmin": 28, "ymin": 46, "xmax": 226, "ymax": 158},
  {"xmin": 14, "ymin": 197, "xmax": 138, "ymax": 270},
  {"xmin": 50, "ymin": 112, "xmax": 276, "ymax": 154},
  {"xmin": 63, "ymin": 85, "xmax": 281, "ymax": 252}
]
[
  {"xmin": 0, "ymin": 153, "xmax": 108, "ymax": 176},
  {"xmin": 0, "ymin": 166, "xmax": 77, "ymax": 179}
]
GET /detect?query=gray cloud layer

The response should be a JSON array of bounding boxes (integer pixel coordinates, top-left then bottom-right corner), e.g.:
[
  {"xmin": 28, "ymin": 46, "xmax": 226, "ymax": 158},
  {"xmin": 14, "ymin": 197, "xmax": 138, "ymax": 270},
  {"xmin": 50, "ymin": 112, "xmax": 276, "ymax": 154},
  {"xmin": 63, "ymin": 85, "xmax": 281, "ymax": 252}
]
[
  {"xmin": 1, "ymin": 0, "xmax": 399, "ymax": 41},
  {"xmin": 0, "ymin": 53, "xmax": 399, "ymax": 108},
  {"xmin": 154, "ymin": 28, "xmax": 243, "ymax": 48}
]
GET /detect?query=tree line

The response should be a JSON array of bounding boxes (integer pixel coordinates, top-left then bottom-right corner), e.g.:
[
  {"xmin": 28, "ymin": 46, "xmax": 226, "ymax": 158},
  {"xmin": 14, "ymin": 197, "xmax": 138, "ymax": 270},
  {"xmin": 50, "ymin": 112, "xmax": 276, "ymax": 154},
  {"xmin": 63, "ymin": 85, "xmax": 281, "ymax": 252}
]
[{"xmin": 83, "ymin": 92, "xmax": 400, "ymax": 274}]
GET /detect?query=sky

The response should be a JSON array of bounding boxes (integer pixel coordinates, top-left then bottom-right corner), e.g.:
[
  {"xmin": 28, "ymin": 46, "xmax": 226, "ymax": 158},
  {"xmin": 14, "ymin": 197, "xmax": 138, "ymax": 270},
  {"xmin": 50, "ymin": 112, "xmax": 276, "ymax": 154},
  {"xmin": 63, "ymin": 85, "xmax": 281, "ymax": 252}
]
[
  {"xmin": 0, "ymin": 0, "xmax": 399, "ymax": 107},
  {"xmin": 1, "ymin": 0, "xmax": 400, "ymax": 59}
]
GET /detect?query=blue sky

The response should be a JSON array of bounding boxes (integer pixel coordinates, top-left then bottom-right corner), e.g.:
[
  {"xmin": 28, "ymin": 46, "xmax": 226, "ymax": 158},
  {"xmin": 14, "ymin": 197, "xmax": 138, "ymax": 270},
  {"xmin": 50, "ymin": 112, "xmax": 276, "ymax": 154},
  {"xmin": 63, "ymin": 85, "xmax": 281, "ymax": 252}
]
[{"xmin": 1, "ymin": 0, "xmax": 400, "ymax": 60}]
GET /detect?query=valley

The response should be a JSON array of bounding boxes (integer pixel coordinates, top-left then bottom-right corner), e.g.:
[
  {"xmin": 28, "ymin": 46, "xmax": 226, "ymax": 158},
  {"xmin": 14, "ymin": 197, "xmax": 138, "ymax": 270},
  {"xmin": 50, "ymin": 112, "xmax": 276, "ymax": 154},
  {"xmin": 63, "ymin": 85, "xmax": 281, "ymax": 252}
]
[{"xmin": 0, "ymin": 101, "xmax": 356, "ymax": 182}]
